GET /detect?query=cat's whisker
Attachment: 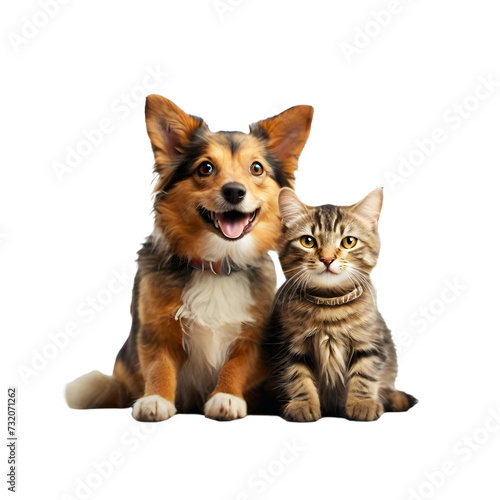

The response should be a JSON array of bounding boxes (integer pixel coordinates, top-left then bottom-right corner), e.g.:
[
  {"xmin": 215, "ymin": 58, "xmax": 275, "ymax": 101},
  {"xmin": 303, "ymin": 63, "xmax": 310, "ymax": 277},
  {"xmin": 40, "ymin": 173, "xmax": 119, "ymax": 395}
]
[
  {"xmin": 290, "ymin": 271, "xmax": 312, "ymax": 306},
  {"xmin": 286, "ymin": 270, "xmax": 310, "ymax": 307},
  {"xmin": 346, "ymin": 269, "xmax": 377, "ymax": 309},
  {"xmin": 274, "ymin": 269, "xmax": 308, "ymax": 308},
  {"xmin": 349, "ymin": 269, "xmax": 375, "ymax": 295},
  {"xmin": 294, "ymin": 272, "xmax": 311, "ymax": 300},
  {"xmin": 344, "ymin": 272, "xmax": 359, "ymax": 293}
]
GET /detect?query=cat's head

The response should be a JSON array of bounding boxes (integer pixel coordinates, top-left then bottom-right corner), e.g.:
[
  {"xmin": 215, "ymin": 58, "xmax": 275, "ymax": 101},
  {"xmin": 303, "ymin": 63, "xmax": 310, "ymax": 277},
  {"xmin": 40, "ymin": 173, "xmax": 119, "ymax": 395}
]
[{"xmin": 278, "ymin": 188, "xmax": 383, "ymax": 293}]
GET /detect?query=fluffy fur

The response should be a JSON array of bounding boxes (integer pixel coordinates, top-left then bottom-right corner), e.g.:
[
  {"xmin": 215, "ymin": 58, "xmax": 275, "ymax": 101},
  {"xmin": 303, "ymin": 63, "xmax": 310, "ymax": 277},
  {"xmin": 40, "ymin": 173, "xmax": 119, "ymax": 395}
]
[
  {"xmin": 65, "ymin": 96, "xmax": 313, "ymax": 421},
  {"xmin": 263, "ymin": 188, "xmax": 417, "ymax": 422}
]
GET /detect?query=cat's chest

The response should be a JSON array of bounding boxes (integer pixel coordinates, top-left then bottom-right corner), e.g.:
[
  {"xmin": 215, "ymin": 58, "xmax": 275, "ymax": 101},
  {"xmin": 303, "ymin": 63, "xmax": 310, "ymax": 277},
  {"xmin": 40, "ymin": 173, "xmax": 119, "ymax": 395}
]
[
  {"xmin": 287, "ymin": 311, "xmax": 368, "ymax": 387},
  {"xmin": 286, "ymin": 320, "xmax": 352, "ymax": 381},
  {"xmin": 311, "ymin": 328, "xmax": 351, "ymax": 387},
  {"xmin": 291, "ymin": 298, "xmax": 377, "ymax": 345}
]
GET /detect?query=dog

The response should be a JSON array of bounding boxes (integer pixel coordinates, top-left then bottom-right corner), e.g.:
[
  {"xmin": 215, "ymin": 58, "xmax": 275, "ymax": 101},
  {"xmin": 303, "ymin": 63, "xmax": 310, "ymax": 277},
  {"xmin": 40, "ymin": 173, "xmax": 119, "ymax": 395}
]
[{"xmin": 65, "ymin": 95, "xmax": 313, "ymax": 421}]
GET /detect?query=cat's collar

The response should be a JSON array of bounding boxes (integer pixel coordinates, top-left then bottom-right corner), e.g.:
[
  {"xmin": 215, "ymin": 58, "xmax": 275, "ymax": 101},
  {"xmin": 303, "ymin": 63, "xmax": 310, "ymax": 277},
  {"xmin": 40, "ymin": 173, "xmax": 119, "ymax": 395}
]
[
  {"xmin": 304, "ymin": 285, "xmax": 363, "ymax": 306},
  {"xmin": 188, "ymin": 258, "xmax": 243, "ymax": 276}
]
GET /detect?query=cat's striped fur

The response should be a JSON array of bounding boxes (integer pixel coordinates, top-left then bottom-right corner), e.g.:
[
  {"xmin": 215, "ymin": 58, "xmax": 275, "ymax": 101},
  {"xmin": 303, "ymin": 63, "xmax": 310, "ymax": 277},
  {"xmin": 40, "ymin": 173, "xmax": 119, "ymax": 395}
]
[{"xmin": 264, "ymin": 188, "xmax": 417, "ymax": 421}]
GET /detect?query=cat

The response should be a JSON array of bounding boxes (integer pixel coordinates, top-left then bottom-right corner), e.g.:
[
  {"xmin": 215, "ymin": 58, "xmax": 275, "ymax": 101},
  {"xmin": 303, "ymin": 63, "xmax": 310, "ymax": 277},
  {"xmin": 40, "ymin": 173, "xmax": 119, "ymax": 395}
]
[{"xmin": 263, "ymin": 187, "xmax": 417, "ymax": 421}]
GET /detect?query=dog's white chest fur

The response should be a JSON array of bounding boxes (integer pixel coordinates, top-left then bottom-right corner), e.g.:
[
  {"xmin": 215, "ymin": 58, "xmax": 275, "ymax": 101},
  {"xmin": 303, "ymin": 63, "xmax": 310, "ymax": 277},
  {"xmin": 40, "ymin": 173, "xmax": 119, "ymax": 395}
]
[{"xmin": 174, "ymin": 270, "xmax": 255, "ymax": 407}]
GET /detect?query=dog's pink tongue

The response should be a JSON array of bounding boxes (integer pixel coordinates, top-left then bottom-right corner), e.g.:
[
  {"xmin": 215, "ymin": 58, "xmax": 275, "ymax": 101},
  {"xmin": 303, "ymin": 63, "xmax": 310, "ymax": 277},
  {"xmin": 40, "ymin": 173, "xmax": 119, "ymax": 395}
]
[{"xmin": 216, "ymin": 213, "xmax": 249, "ymax": 239}]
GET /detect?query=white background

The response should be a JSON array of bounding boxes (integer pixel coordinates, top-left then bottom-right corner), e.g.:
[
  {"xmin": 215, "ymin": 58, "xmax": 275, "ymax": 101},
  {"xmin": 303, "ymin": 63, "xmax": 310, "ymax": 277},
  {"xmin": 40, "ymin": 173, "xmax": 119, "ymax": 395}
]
[{"xmin": 2, "ymin": 1, "xmax": 500, "ymax": 499}]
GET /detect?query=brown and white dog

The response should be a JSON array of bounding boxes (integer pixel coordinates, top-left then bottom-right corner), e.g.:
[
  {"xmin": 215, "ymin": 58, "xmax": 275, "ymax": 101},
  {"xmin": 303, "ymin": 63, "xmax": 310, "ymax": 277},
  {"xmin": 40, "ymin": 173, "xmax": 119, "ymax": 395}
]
[{"xmin": 65, "ymin": 95, "xmax": 313, "ymax": 421}]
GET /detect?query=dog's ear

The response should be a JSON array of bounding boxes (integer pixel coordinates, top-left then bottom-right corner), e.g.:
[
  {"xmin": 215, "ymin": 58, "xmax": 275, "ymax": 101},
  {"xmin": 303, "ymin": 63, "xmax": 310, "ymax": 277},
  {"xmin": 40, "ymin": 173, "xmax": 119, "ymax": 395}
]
[
  {"xmin": 145, "ymin": 95, "xmax": 207, "ymax": 181},
  {"xmin": 250, "ymin": 105, "xmax": 314, "ymax": 187}
]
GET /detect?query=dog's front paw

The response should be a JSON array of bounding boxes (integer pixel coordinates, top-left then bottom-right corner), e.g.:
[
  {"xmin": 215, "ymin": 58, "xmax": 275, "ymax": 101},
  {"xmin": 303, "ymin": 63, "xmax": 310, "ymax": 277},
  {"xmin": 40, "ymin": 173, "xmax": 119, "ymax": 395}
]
[
  {"xmin": 132, "ymin": 395, "xmax": 176, "ymax": 422},
  {"xmin": 283, "ymin": 399, "xmax": 321, "ymax": 422},
  {"xmin": 345, "ymin": 398, "xmax": 383, "ymax": 421},
  {"xmin": 204, "ymin": 393, "xmax": 247, "ymax": 421}
]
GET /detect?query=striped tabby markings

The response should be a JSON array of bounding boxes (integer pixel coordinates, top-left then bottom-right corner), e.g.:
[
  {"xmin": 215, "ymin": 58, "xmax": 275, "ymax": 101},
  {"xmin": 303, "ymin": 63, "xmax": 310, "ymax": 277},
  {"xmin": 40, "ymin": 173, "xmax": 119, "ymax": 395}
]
[
  {"xmin": 264, "ymin": 187, "xmax": 418, "ymax": 422},
  {"xmin": 345, "ymin": 347, "xmax": 385, "ymax": 421},
  {"xmin": 281, "ymin": 363, "xmax": 321, "ymax": 422}
]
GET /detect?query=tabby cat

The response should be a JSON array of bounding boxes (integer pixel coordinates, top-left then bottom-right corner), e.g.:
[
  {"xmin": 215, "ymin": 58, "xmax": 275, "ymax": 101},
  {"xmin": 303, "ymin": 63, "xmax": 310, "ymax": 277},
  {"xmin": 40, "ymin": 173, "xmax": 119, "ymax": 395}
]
[{"xmin": 264, "ymin": 187, "xmax": 417, "ymax": 421}]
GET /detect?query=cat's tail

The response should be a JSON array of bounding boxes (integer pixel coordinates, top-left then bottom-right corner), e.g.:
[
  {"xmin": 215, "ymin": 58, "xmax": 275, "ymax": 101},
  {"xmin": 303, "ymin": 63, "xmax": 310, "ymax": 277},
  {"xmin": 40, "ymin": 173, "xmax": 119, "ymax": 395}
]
[
  {"xmin": 65, "ymin": 371, "xmax": 132, "ymax": 409},
  {"xmin": 381, "ymin": 389, "xmax": 418, "ymax": 412}
]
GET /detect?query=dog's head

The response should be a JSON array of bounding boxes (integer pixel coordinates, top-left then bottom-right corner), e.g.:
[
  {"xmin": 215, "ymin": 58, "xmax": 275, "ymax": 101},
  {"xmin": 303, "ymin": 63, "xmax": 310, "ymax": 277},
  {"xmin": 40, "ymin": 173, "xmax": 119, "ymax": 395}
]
[{"xmin": 145, "ymin": 95, "xmax": 313, "ymax": 265}]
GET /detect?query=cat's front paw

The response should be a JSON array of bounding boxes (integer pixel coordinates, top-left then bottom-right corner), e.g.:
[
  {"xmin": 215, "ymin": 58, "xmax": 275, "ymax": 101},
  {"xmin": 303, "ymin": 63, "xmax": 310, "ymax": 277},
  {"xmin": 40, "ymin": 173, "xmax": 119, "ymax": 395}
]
[
  {"xmin": 204, "ymin": 392, "xmax": 247, "ymax": 421},
  {"xmin": 283, "ymin": 400, "xmax": 321, "ymax": 422},
  {"xmin": 132, "ymin": 395, "xmax": 176, "ymax": 422},
  {"xmin": 345, "ymin": 398, "xmax": 383, "ymax": 421}
]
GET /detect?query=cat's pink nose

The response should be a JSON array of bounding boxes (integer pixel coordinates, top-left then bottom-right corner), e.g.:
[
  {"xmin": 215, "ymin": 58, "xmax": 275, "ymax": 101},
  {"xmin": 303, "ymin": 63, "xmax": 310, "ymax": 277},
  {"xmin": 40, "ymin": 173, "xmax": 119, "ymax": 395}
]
[{"xmin": 320, "ymin": 257, "xmax": 335, "ymax": 268}]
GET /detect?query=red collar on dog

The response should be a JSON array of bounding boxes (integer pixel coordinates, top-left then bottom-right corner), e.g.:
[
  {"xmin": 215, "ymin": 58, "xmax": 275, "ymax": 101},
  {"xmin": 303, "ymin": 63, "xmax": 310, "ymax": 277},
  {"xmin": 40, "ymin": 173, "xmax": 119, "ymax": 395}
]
[{"xmin": 188, "ymin": 258, "xmax": 242, "ymax": 276}]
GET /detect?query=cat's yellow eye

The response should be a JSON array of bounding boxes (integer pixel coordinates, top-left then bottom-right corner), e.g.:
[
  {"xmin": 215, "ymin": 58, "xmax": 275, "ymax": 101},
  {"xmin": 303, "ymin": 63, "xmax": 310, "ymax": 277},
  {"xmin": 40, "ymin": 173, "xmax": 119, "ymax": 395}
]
[
  {"xmin": 300, "ymin": 235, "xmax": 316, "ymax": 248},
  {"xmin": 341, "ymin": 236, "xmax": 358, "ymax": 249}
]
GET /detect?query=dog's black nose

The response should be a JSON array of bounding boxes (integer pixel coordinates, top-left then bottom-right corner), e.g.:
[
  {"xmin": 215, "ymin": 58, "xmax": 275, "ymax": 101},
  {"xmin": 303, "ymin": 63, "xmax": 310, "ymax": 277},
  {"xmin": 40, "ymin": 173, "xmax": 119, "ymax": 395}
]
[{"xmin": 222, "ymin": 182, "xmax": 246, "ymax": 204}]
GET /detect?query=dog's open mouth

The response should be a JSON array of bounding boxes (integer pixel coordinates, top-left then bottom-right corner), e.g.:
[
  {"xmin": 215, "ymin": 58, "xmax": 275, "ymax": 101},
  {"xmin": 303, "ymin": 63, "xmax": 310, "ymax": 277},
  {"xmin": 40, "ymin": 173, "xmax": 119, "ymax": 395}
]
[{"xmin": 198, "ymin": 207, "xmax": 259, "ymax": 240}]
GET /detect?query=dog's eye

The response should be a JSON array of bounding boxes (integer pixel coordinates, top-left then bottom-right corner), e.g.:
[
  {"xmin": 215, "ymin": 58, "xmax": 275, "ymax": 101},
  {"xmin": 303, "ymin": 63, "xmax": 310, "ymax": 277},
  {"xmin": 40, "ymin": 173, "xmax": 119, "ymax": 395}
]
[
  {"xmin": 250, "ymin": 162, "xmax": 264, "ymax": 176},
  {"xmin": 198, "ymin": 161, "xmax": 214, "ymax": 176}
]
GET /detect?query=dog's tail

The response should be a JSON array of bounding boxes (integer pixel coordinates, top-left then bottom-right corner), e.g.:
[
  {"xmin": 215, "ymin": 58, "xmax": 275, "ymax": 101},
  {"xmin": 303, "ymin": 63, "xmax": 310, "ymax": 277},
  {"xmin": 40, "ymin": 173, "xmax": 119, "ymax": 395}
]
[{"xmin": 65, "ymin": 371, "xmax": 132, "ymax": 409}]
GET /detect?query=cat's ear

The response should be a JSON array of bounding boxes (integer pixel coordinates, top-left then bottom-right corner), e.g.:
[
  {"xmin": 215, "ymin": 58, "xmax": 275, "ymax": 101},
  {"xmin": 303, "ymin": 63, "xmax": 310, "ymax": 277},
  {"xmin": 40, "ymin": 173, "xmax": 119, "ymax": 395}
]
[
  {"xmin": 145, "ymin": 95, "xmax": 207, "ymax": 182},
  {"xmin": 279, "ymin": 188, "xmax": 308, "ymax": 228},
  {"xmin": 250, "ymin": 105, "xmax": 314, "ymax": 188},
  {"xmin": 352, "ymin": 188, "xmax": 384, "ymax": 230}
]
